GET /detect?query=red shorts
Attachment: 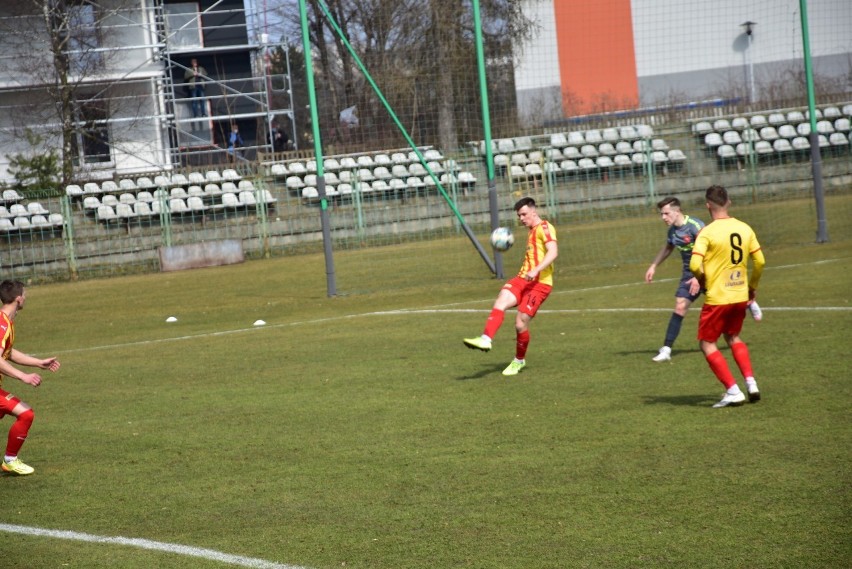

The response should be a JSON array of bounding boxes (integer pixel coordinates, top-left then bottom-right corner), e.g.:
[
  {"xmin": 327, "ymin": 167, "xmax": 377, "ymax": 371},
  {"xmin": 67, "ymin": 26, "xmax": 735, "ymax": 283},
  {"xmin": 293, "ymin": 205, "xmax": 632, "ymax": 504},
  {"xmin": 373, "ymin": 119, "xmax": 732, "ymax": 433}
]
[
  {"xmin": 502, "ymin": 277, "xmax": 553, "ymax": 317},
  {"xmin": 1, "ymin": 389, "xmax": 23, "ymax": 418},
  {"xmin": 697, "ymin": 302, "xmax": 748, "ymax": 343}
]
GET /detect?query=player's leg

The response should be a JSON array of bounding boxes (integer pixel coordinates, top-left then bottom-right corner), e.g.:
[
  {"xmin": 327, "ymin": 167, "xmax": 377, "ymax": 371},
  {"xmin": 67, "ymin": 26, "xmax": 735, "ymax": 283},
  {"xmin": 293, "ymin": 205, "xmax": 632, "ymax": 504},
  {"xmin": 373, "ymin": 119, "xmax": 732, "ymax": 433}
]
[
  {"xmin": 725, "ymin": 330, "xmax": 760, "ymax": 402},
  {"xmin": 698, "ymin": 305, "xmax": 745, "ymax": 407},
  {"xmin": 1, "ymin": 397, "xmax": 35, "ymax": 476},
  {"xmin": 464, "ymin": 279, "xmax": 522, "ymax": 352},
  {"xmin": 654, "ymin": 279, "xmax": 698, "ymax": 362},
  {"xmin": 502, "ymin": 283, "xmax": 550, "ymax": 376}
]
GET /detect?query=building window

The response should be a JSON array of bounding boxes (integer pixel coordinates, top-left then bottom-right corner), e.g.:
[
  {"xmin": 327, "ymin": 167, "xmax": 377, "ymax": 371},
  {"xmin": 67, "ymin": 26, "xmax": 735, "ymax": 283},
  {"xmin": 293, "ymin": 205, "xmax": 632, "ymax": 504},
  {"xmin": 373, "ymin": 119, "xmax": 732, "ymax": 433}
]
[
  {"xmin": 164, "ymin": 3, "xmax": 203, "ymax": 49},
  {"xmin": 71, "ymin": 98, "xmax": 111, "ymax": 165},
  {"xmin": 67, "ymin": 3, "xmax": 104, "ymax": 74}
]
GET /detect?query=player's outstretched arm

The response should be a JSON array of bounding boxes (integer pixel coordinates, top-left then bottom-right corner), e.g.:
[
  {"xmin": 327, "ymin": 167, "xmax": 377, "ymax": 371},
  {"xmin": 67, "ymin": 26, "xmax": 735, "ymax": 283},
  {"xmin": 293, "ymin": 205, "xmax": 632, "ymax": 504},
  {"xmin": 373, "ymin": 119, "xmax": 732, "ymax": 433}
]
[{"xmin": 10, "ymin": 349, "xmax": 61, "ymax": 372}]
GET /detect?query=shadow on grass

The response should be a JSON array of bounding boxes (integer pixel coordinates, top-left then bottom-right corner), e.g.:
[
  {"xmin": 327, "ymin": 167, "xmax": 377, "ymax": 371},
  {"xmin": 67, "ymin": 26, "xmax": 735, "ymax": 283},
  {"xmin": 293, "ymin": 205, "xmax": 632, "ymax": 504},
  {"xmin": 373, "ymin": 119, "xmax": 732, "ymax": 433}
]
[
  {"xmin": 456, "ymin": 364, "xmax": 508, "ymax": 381},
  {"xmin": 642, "ymin": 394, "xmax": 716, "ymax": 407}
]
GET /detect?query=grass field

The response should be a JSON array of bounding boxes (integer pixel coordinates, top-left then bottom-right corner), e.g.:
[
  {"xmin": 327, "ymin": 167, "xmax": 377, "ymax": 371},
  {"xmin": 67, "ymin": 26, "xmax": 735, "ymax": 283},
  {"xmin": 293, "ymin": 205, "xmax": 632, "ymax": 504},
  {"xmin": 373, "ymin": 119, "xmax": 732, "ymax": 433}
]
[{"xmin": 0, "ymin": 197, "xmax": 850, "ymax": 568}]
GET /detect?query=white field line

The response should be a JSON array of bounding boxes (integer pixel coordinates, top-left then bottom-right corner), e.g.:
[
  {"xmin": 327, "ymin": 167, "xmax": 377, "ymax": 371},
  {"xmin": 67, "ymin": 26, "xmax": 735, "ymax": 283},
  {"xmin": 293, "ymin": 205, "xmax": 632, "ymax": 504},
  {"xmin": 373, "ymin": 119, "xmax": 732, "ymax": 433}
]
[
  {"xmin": 50, "ymin": 256, "xmax": 850, "ymax": 356},
  {"xmin": 0, "ymin": 523, "xmax": 308, "ymax": 569}
]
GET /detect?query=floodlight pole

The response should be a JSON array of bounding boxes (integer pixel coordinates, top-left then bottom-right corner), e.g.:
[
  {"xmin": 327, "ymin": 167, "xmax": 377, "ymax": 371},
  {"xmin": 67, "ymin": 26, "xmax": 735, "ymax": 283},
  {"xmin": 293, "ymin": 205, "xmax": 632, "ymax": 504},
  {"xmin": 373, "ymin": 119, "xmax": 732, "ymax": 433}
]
[
  {"xmin": 298, "ymin": 0, "xmax": 337, "ymax": 295},
  {"xmin": 472, "ymin": 0, "xmax": 503, "ymax": 279},
  {"xmin": 799, "ymin": 0, "xmax": 829, "ymax": 242},
  {"xmin": 741, "ymin": 21, "xmax": 757, "ymax": 104}
]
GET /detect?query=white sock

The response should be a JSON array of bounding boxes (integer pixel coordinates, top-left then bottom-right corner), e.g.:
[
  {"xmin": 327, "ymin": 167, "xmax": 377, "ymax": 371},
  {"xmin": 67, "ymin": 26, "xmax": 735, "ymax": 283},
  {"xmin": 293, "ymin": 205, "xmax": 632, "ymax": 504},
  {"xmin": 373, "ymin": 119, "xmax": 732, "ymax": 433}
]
[
  {"xmin": 745, "ymin": 376, "xmax": 757, "ymax": 386},
  {"xmin": 727, "ymin": 385, "xmax": 743, "ymax": 395},
  {"xmin": 481, "ymin": 334, "xmax": 491, "ymax": 342},
  {"xmin": 4, "ymin": 455, "xmax": 16, "ymax": 463}
]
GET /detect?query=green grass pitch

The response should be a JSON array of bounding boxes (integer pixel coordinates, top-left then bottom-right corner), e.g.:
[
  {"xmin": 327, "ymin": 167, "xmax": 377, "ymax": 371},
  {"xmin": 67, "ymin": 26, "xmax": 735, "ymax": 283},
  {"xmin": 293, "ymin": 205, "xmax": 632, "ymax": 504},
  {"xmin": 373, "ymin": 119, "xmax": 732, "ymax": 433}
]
[{"xmin": 0, "ymin": 203, "xmax": 850, "ymax": 568}]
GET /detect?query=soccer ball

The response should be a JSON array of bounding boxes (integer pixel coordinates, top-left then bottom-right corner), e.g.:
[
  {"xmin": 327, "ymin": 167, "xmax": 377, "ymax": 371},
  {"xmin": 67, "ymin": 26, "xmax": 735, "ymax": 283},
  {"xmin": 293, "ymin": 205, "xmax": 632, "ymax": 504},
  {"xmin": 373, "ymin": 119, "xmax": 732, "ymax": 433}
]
[{"xmin": 490, "ymin": 227, "xmax": 515, "ymax": 252}]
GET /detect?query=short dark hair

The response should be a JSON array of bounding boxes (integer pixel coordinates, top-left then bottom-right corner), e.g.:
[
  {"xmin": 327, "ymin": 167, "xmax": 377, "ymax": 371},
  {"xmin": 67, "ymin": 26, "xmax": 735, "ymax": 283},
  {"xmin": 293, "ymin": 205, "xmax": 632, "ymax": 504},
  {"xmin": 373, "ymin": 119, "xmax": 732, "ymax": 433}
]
[
  {"xmin": 705, "ymin": 185, "xmax": 729, "ymax": 207},
  {"xmin": 513, "ymin": 197, "xmax": 536, "ymax": 212},
  {"xmin": 656, "ymin": 196, "xmax": 681, "ymax": 210},
  {"xmin": 0, "ymin": 280, "xmax": 24, "ymax": 305}
]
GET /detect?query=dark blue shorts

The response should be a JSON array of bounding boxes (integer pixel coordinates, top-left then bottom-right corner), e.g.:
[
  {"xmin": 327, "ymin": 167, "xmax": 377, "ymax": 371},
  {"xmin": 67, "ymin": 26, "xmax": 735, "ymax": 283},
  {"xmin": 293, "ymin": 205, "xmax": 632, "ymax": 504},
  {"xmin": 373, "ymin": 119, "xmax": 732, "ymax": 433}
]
[{"xmin": 675, "ymin": 274, "xmax": 702, "ymax": 302}]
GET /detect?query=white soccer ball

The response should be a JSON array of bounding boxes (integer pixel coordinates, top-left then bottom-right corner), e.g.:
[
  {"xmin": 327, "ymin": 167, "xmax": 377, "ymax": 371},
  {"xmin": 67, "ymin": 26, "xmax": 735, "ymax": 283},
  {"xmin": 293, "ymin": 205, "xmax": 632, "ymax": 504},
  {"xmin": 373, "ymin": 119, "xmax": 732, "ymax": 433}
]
[{"xmin": 490, "ymin": 227, "xmax": 515, "ymax": 252}]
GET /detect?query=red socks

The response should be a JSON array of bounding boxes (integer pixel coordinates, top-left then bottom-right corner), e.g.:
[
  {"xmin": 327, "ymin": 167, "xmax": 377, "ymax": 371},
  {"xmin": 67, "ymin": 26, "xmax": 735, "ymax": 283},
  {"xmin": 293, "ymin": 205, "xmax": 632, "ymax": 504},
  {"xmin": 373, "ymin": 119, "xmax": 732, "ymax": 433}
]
[
  {"xmin": 731, "ymin": 342, "xmax": 754, "ymax": 378},
  {"xmin": 483, "ymin": 308, "xmax": 505, "ymax": 339},
  {"xmin": 516, "ymin": 330, "xmax": 530, "ymax": 360},
  {"xmin": 6, "ymin": 409, "xmax": 34, "ymax": 457},
  {"xmin": 705, "ymin": 351, "xmax": 737, "ymax": 389}
]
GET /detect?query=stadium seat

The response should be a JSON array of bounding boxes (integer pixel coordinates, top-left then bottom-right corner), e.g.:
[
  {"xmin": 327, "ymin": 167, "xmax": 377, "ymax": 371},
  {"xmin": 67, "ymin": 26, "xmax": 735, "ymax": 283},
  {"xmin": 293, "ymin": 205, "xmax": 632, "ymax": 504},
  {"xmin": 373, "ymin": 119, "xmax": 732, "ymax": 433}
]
[
  {"xmin": 204, "ymin": 184, "xmax": 223, "ymax": 197},
  {"xmin": 13, "ymin": 217, "xmax": 31, "ymax": 230},
  {"xmin": 187, "ymin": 172, "xmax": 205, "ymax": 185},
  {"xmin": 356, "ymin": 168, "xmax": 375, "ymax": 182},
  {"xmin": 816, "ymin": 120, "xmax": 835, "ymax": 134},
  {"xmin": 580, "ymin": 144, "xmax": 599, "ymax": 158},
  {"xmin": 731, "ymin": 117, "xmax": 749, "ymax": 131},
  {"xmin": 704, "ymin": 133, "xmax": 723, "ymax": 149},
  {"xmin": 791, "ymin": 136, "xmax": 810, "ymax": 151},
  {"xmin": 560, "ymin": 160, "xmax": 578, "ymax": 173},
  {"xmin": 66, "ymin": 185, "xmax": 83, "ymax": 198},
  {"xmin": 513, "ymin": 137, "xmax": 532, "ymax": 152},
  {"xmin": 186, "ymin": 185, "xmax": 204, "ymax": 199},
  {"xmin": 562, "ymin": 131, "xmax": 582, "ymax": 146},
  {"xmin": 667, "ymin": 149, "xmax": 687, "ymax": 164},
  {"xmin": 716, "ymin": 145, "xmax": 737, "ymax": 160},
  {"xmin": 693, "ymin": 121, "xmax": 713, "ymax": 136},
  {"xmin": 613, "ymin": 154, "xmax": 632, "ymax": 168},
  {"xmin": 778, "ymin": 124, "xmax": 797, "ymax": 139},
  {"xmin": 337, "ymin": 183, "xmax": 353, "ymax": 196},
  {"xmin": 119, "ymin": 179, "xmax": 137, "ymax": 191},
  {"xmin": 713, "ymin": 119, "xmax": 732, "ymax": 132},
  {"xmin": 509, "ymin": 165, "xmax": 525, "ymax": 179},
  {"xmin": 619, "ymin": 126, "xmax": 639, "ymax": 141},
  {"xmin": 584, "ymin": 130, "xmax": 603, "ymax": 144},
  {"xmin": 356, "ymin": 155, "xmax": 375, "ymax": 168},
  {"xmin": 818, "ymin": 134, "xmax": 830, "ymax": 148},
  {"xmin": 786, "ymin": 110, "xmax": 805, "ymax": 124},
  {"xmin": 26, "ymin": 202, "xmax": 49, "ymax": 215},
  {"xmin": 153, "ymin": 175, "xmax": 170, "ymax": 188},
  {"xmin": 373, "ymin": 166, "xmax": 392, "ymax": 180},
  {"xmin": 221, "ymin": 192, "xmax": 240, "ymax": 208},
  {"xmin": 749, "ymin": 115, "xmax": 768, "ymax": 128},
  {"xmin": 390, "ymin": 152, "xmax": 409, "ymax": 164},
  {"xmin": 524, "ymin": 164, "xmax": 543, "ymax": 177},
  {"xmin": 115, "ymin": 203, "xmax": 136, "ymax": 219},
  {"xmin": 578, "ymin": 158, "xmax": 597, "ymax": 171},
  {"xmin": 96, "ymin": 205, "xmax": 117, "ymax": 222},
  {"xmin": 823, "ymin": 106, "xmax": 841, "ymax": 119},
  {"xmin": 101, "ymin": 180, "xmax": 119, "ymax": 193},
  {"xmin": 722, "ymin": 131, "xmax": 742, "ymax": 145},
  {"xmin": 170, "ymin": 187, "xmax": 188, "ymax": 199},
  {"xmin": 84, "ymin": 182, "xmax": 101, "ymax": 195},
  {"xmin": 371, "ymin": 180, "xmax": 391, "ymax": 193},
  {"xmin": 301, "ymin": 187, "xmax": 318, "ymax": 201},
  {"xmin": 221, "ymin": 182, "xmax": 238, "ymax": 194},
  {"xmin": 652, "ymin": 151, "xmax": 668, "ymax": 164},
  {"xmin": 651, "ymin": 139, "xmax": 670, "ymax": 151},
  {"xmin": 545, "ymin": 148, "xmax": 563, "ymax": 161},
  {"xmin": 0, "ymin": 206, "xmax": 10, "ymax": 218},
  {"xmin": 136, "ymin": 177, "xmax": 155, "ymax": 189},
  {"xmin": 238, "ymin": 191, "xmax": 257, "ymax": 206},
  {"xmin": 550, "ymin": 133, "xmax": 568, "ymax": 147},
  {"xmin": 30, "ymin": 215, "xmax": 51, "ymax": 228},
  {"xmin": 510, "ymin": 153, "xmax": 529, "ymax": 167},
  {"xmin": 841, "ymin": 104, "xmax": 852, "ymax": 116},
  {"xmin": 601, "ymin": 128, "xmax": 619, "ymax": 143},
  {"xmin": 83, "ymin": 196, "xmax": 100, "ymax": 212},
  {"xmin": 323, "ymin": 158, "xmax": 341, "ymax": 171},
  {"xmin": 238, "ymin": 180, "xmax": 254, "ymax": 191},
  {"xmin": 286, "ymin": 176, "xmax": 305, "ymax": 191},
  {"xmin": 322, "ymin": 172, "xmax": 339, "ymax": 186},
  {"xmin": 388, "ymin": 179, "xmax": 406, "ymax": 192},
  {"xmin": 835, "ymin": 118, "xmax": 850, "ymax": 133},
  {"xmin": 805, "ymin": 109, "xmax": 822, "ymax": 121},
  {"xmin": 0, "ymin": 218, "xmax": 13, "ymax": 232},
  {"xmin": 563, "ymin": 146, "xmax": 582, "ymax": 160},
  {"xmin": 119, "ymin": 193, "xmax": 136, "ymax": 204},
  {"xmin": 598, "ymin": 143, "xmax": 617, "ymax": 156},
  {"xmin": 133, "ymin": 202, "xmax": 154, "ymax": 218},
  {"xmin": 493, "ymin": 154, "xmax": 509, "ymax": 168},
  {"xmin": 632, "ymin": 140, "xmax": 651, "ymax": 153},
  {"xmin": 222, "ymin": 169, "xmax": 241, "ymax": 181},
  {"xmin": 829, "ymin": 132, "xmax": 849, "ymax": 147},
  {"xmin": 796, "ymin": 123, "xmax": 811, "ymax": 136},
  {"xmin": 205, "ymin": 170, "xmax": 223, "ymax": 183},
  {"xmin": 373, "ymin": 154, "xmax": 391, "ymax": 167},
  {"xmin": 339, "ymin": 157, "xmax": 358, "ymax": 170},
  {"xmin": 406, "ymin": 176, "xmax": 424, "ymax": 189},
  {"xmin": 636, "ymin": 124, "xmax": 654, "ymax": 138},
  {"xmin": 270, "ymin": 164, "xmax": 288, "ymax": 177},
  {"xmin": 458, "ymin": 171, "xmax": 478, "ymax": 186},
  {"xmin": 754, "ymin": 141, "xmax": 774, "ymax": 155},
  {"xmin": 49, "ymin": 213, "xmax": 64, "ymax": 226},
  {"xmin": 136, "ymin": 191, "xmax": 154, "ymax": 203},
  {"xmin": 168, "ymin": 198, "xmax": 189, "ymax": 214},
  {"xmin": 102, "ymin": 194, "xmax": 119, "ymax": 208},
  {"xmin": 596, "ymin": 156, "xmax": 614, "ymax": 169},
  {"xmin": 759, "ymin": 126, "xmax": 779, "ymax": 141},
  {"xmin": 741, "ymin": 128, "xmax": 759, "ymax": 142},
  {"xmin": 9, "ymin": 204, "xmax": 27, "ymax": 217},
  {"xmin": 357, "ymin": 181, "xmax": 374, "ymax": 194},
  {"xmin": 288, "ymin": 162, "xmax": 307, "ymax": 175},
  {"xmin": 426, "ymin": 161, "xmax": 445, "ymax": 174}
]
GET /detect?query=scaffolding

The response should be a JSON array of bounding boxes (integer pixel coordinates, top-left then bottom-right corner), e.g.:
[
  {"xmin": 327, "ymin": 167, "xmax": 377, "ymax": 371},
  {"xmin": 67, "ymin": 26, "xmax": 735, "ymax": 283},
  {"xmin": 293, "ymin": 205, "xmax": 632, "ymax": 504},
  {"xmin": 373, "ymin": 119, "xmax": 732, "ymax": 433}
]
[{"xmin": 0, "ymin": 0, "xmax": 295, "ymax": 182}]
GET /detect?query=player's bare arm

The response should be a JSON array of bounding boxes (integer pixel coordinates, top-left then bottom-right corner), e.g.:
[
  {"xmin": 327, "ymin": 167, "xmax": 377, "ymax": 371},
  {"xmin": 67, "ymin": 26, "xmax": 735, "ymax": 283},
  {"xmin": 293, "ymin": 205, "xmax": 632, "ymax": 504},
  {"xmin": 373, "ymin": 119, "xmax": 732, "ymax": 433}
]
[
  {"xmin": 645, "ymin": 243, "xmax": 674, "ymax": 282},
  {"xmin": 526, "ymin": 241, "xmax": 558, "ymax": 281}
]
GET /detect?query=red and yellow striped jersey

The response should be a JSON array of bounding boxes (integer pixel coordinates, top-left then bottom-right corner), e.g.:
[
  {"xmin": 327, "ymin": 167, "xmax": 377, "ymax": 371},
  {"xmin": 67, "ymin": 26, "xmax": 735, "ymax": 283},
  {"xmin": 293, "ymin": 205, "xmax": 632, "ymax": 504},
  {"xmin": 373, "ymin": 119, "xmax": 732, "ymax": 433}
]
[{"xmin": 517, "ymin": 220, "xmax": 557, "ymax": 286}]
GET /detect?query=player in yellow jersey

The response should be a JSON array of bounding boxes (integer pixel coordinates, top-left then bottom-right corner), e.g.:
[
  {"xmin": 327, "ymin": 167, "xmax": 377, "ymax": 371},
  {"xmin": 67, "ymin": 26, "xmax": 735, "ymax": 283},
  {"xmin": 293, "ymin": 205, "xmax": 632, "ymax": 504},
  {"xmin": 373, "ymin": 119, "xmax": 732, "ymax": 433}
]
[
  {"xmin": 689, "ymin": 186, "xmax": 765, "ymax": 408},
  {"xmin": 0, "ymin": 280, "xmax": 61, "ymax": 475},
  {"xmin": 464, "ymin": 197, "xmax": 558, "ymax": 376}
]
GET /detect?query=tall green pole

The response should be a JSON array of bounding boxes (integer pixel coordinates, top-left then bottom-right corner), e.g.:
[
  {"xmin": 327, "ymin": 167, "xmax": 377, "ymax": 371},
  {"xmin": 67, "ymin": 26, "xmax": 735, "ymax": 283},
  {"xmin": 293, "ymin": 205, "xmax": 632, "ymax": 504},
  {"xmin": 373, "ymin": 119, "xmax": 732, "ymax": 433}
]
[
  {"xmin": 298, "ymin": 0, "xmax": 337, "ymax": 295},
  {"xmin": 472, "ymin": 0, "xmax": 503, "ymax": 278},
  {"xmin": 799, "ymin": 0, "xmax": 829, "ymax": 242}
]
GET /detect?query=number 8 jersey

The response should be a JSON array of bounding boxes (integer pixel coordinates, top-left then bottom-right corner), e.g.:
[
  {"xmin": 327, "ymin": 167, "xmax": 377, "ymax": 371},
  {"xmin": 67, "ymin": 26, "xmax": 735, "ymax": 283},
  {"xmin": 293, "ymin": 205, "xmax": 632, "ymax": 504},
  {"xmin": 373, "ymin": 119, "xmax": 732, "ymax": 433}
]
[{"xmin": 690, "ymin": 217, "xmax": 764, "ymax": 305}]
